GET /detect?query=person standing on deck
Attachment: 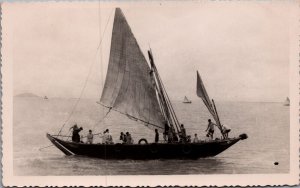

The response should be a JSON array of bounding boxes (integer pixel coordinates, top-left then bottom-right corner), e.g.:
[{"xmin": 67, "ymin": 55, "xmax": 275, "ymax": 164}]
[
  {"xmin": 107, "ymin": 132, "xmax": 113, "ymax": 144},
  {"xmin": 119, "ymin": 132, "xmax": 126, "ymax": 143},
  {"xmin": 167, "ymin": 129, "xmax": 173, "ymax": 143},
  {"xmin": 70, "ymin": 124, "xmax": 83, "ymax": 143},
  {"xmin": 173, "ymin": 132, "xmax": 179, "ymax": 142},
  {"xmin": 170, "ymin": 125, "xmax": 179, "ymax": 142},
  {"xmin": 125, "ymin": 132, "xmax": 133, "ymax": 144},
  {"xmin": 180, "ymin": 124, "xmax": 187, "ymax": 142},
  {"xmin": 193, "ymin": 133, "xmax": 199, "ymax": 143},
  {"xmin": 163, "ymin": 123, "xmax": 169, "ymax": 142},
  {"xmin": 105, "ymin": 129, "xmax": 113, "ymax": 144},
  {"xmin": 206, "ymin": 119, "xmax": 216, "ymax": 139},
  {"xmin": 155, "ymin": 129, "xmax": 159, "ymax": 143},
  {"xmin": 102, "ymin": 129, "xmax": 109, "ymax": 144},
  {"xmin": 86, "ymin": 130, "xmax": 93, "ymax": 144},
  {"xmin": 221, "ymin": 124, "xmax": 231, "ymax": 139}
]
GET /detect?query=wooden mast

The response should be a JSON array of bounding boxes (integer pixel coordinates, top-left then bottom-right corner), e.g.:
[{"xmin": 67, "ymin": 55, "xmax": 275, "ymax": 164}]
[{"xmin": 148, "ymin": 50, "xmax": 181, "ymax": 135}]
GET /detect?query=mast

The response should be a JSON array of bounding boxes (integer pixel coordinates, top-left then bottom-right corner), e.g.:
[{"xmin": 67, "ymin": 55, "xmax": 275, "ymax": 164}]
[
  {"xmin": 148, "ymin": 50, "xmax": 181, "ymax": 134},
  {"xmin": 212, "ymin": 99, "xmax": 223, "ymax": 134}
]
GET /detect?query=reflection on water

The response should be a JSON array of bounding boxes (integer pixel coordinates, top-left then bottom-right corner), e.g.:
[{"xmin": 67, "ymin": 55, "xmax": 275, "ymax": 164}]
[{"xmin": 13, "ymin": 98, "xmax": 289, "ymax": 175}]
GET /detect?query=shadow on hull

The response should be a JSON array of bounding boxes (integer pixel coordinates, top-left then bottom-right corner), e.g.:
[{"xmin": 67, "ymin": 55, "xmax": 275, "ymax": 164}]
[{"xmin": 47, "ymin": 134, "xmax": 247, "ymax": 160}]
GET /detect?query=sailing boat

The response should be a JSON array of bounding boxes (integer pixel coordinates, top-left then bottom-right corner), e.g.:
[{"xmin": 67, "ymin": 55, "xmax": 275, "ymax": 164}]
[
  {"xmin": 47, "ymin": 8, "xmax": 247, "ymax": 159},
  {"xmin": 284, "ymin": 97, "xmax": 290, "ymax": 106},
  {"xmin": 183, "ymin": 96, "xmax": 192, "ymax": 104}
]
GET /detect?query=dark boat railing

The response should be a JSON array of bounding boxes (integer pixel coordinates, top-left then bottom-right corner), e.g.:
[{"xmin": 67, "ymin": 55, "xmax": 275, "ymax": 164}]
[{"xmin": 48, "ymin": 133, "xmax": 248, "ymax": 145}]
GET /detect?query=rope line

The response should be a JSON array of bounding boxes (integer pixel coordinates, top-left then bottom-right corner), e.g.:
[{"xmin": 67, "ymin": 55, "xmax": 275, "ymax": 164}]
[
  {"xmin": 41, "ymin": 109, "xmax": 110, "ymax": 150},
  {"xmin": 91, "ymin": 107, "xmax": 111, "ymax": 131},
  {"xmin": 98, "ymin": 102, "xmax": 163, "ymax": 130},
  {"xmin": 56, "ymin": 9, "xmax": 114, "ymax": 138}
]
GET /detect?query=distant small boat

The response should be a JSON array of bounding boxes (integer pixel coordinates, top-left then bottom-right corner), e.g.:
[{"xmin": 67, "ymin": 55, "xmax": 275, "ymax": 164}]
[
  {"xmin": 183, "ymin": 96, "xmax": 192, "ymax": 104},
  {"xmin": 44, "ymin": 96, "xmax": 48, "ymax": 100},
  {"xmin": 284, "ymin": 97, "xmax": 290, "ymax": 106}
]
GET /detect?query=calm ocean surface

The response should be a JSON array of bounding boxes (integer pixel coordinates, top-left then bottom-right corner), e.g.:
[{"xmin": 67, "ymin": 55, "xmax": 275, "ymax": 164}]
[{"xmin": 13, "ymin": 97, "xmax": 289, "ymax": 175}]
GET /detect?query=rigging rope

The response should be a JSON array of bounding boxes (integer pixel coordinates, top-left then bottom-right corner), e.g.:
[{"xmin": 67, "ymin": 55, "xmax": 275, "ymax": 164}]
[
  {"xmin": 98, "ymin": 0, "xmax": 105, "ymax": 131},
  {"xmin": 56, "ymin": 8, "xmax": 114, "ymax": 138},
  {"xmin": 91, "ymin": 107, "xmax": 111, "ymax": 133},
  {"xmin": 65, "ymin": 108, "xmax": 110, "ymax": 142}
]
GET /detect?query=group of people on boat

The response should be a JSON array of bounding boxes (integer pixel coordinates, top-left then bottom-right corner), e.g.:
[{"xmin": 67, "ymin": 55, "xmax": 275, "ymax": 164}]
[
  {"xmin": 70, "ymin": 124, "xmax": 135, "ymax": 144},
  {"xmin": 158, "ymin": 123, "xmax": 196, "ymax": 143},
  {"xmin": 157, "ymin": 119, "xmax": 231, "ymax": 143},
  {"xmin": 69, "ymin": 124, "xmax": 83, "ymax": 143},
  {"xmin": 204, "ymin": 119, "xmax": 231, "ymax": 140},
  {"xmin": 119, "ymin": 132, "xmax": 133, "ymax": 144},
  {"xmin": 69, "ymin": 118, "xmax": 231, "ymax": 144},
  {"xmin": 70, "ymin": 124, "xmax": 93, "ymax": 143}
]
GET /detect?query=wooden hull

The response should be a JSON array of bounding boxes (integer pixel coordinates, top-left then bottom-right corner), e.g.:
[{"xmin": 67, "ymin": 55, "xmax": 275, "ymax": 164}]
[{"xmin": 47, "ymin": 133, "xmax": 247, "ymax": 160}]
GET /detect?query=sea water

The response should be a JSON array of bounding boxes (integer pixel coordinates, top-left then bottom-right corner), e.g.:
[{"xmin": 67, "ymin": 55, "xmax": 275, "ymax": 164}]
[{"xmin": 13, "ymin": 97, "xmax": 289, "ymax": 175}]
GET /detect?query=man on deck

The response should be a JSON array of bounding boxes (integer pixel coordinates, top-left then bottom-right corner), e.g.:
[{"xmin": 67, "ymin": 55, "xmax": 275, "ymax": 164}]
[
  {"xmin": 87, "ymin": 130, "xmax": 93, "ymax": 144},
  {"xmin": 206, "ymin": 119, "xmax": 216, "ymax": 139},
  {"xmin": 155, "ymin": 129, "xmax": 159, "ymax": 143},
  {"xmin": 221, "ymin": 124, "xmax": 231, "ymax": 139},
  {"xmin": 125, "ymin": 132, "xmax": 133, "ymax": 144},
  {"xmin": 70, "ymin": 124, "xmax": 83, "ymax": 143},
  {"xmin": 102, "ymin": 129, "xmax": 113, "ymax": 144},
  {"xmin": 163, "ymin": 123, "xmax": 169, "ymax": 142},
  {"xmin": 180, "ymin": 124, "xmax": 187, "ymax": 142},
  {"xmin": 193, "ymin": 133, "xmax": 199, "ymax": 143}
]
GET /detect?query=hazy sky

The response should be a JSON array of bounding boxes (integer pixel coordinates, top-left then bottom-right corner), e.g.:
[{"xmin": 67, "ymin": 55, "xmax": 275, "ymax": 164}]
[{"xmin": 5, "ymin": 1, "xmax": 292, "ymax": 102}]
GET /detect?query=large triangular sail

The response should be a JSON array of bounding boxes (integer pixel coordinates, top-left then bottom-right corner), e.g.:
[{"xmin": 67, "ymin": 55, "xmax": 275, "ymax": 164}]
[{"xmin": 100, "ymin": 8, "xmax": 166, "ymax": 132}]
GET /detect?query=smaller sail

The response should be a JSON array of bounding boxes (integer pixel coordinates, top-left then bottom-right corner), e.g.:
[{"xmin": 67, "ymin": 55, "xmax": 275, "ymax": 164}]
[{"xmin": 196, "ymin": 71, "xmax": 220, "ymax": 125}]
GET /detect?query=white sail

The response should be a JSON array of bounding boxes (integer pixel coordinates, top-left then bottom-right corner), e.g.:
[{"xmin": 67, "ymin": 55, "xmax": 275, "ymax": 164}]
[
  {"xmin": 284, "ymin": 97, "xmax": 290, "ymax": 106},
  {"xmin": 183, "ymin": 96, "xmax": 191, "ymax": 103},
  {"xmin": 100, "ymin": 8, "xmax": 166, "ymax": 132}
]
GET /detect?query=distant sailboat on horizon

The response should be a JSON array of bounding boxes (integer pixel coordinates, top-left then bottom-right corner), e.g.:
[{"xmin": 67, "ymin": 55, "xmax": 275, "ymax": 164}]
[
  {"xmin": 183, "ymin": 96, "xmax": 192, "ymax": 104},
  {"xmin": 284, "ymin": 97, "xmax": 290, "ymax": 106}
]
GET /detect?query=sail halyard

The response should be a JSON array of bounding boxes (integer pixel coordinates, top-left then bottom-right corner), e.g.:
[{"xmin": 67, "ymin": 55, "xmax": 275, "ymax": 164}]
[{"xmin": 100, "ymin": 8, "xmax": 166, "ymax": 132}]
